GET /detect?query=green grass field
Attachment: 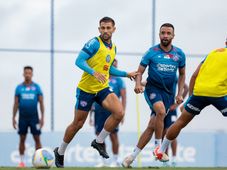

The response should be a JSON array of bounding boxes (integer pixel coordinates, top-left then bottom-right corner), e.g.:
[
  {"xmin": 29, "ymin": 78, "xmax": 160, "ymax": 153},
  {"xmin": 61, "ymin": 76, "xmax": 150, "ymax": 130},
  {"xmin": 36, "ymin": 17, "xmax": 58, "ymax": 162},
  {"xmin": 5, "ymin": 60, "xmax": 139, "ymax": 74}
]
[{"xmin": 0, "ymin": 167, "xmax": 227, "ymax": 170}]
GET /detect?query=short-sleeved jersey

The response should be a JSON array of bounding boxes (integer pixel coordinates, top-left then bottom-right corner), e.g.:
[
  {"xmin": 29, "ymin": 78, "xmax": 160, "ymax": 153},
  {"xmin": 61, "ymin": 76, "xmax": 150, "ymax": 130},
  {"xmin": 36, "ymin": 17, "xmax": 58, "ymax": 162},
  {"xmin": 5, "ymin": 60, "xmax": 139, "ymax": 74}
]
[
  {"xmin": 94, "ymin": 76, "xmax": 126, "ymax": 112},
  {"xmin": 141, "ymin": 44, "xmax": 186, "ymax": 94},
  {"xmin": 194, "ymin": 48, "xmax": 227, "ymax": 97},
  {"xmin": 77, "ymin": 37, "xmax": 116, "ymax": 93},
  {"xmin": 15, "ymin": 82, "xmax": 43, "ymax": 118}
]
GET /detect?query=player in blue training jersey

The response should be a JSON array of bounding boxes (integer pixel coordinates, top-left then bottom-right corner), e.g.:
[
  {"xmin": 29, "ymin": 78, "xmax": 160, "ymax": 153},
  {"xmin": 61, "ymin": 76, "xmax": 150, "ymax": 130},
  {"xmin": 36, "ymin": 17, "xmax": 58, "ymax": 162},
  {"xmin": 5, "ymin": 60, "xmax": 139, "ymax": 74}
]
[
  {"xmin": 54, "ymin": 17, "xmax": 137, "ymax": 168},
  {"xmin": 89, "ymin": 59, "xmax": 126, "ymax": 167},
  {"xmin": 12, "ymin": 66, "xmax": 44, "ymax": 167},
  {"xmin": 122, "ymin": 23, "xmax": 186, "ymax": 167},
  {"xmin": 154, "ymin": 40, "xmax": 227, "ymax": 162}
]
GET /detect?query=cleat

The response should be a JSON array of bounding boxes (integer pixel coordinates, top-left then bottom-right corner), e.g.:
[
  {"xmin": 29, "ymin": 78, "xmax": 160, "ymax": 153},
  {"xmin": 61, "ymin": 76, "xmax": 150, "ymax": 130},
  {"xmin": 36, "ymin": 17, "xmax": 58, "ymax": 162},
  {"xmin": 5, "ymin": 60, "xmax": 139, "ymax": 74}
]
[
  {"xmin": 153, "ymin": 146, "xmax": 169, "ymax": 162},
  {"xmin": 54, "ymin": 147, "xmax": 64, "ymax": 168},
  {"xmin": 91, "ymin": 139, "xmax": 109, "ymax": 158},
  {"xmin": 18, "ymin": 162, "xmax": 25, "ymax": 168},
  {"xmin": 121, "ymin": 155, "xmax": 134, "ymax": 168}
]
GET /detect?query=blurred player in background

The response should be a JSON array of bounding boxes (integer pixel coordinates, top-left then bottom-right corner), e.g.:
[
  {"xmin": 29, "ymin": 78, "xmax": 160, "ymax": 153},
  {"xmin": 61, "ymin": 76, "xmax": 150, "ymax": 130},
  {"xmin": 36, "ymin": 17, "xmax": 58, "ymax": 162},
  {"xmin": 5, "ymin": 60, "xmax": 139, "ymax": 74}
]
[
  {"xmin": 89, "ymin": 59, "xmax": 126, "ymax": 167},
  {"xmin": 54, "ymin": 16, "xmax": 137, "ymax": 168},
  {"xmin": 122, "ymin": 23, "xmax": 186, "ymax": 167},
  {"xmin": 12, "ymin": 66, "xmax": 44, "ymax": 167},
  {"xmin": 154, "ymin": 43, "xmax": 227, "ymax": 162}
]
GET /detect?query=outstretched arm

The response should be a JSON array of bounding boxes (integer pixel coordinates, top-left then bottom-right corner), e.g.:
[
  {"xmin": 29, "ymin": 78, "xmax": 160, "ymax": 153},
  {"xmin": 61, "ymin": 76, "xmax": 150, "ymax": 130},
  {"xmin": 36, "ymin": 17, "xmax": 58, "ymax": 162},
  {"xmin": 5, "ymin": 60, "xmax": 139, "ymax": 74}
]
[{"xmin": 109, "ymin": 65, "xmax": 138, "ymax": 80}]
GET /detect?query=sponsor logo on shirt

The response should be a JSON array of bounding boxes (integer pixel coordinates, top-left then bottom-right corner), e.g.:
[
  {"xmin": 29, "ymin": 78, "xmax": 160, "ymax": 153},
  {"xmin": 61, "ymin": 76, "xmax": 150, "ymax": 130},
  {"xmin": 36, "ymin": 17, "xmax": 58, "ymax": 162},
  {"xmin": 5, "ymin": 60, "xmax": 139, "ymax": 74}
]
[
  {"xmin": 157, "ymin": 63, "xmax": 176, "ymax": 72},
  {"xmin": 21, "ymin": 93, "xmax": 35, "ymax": 100}
]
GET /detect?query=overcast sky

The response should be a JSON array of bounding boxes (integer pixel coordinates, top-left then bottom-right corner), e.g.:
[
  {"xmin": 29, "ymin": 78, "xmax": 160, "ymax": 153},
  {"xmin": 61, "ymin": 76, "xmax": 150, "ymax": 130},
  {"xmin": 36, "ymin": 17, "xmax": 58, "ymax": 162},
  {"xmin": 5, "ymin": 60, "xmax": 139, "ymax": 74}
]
[{"xmin": 0, "ymin": 0, "xmax": 226, "ymax": 54}]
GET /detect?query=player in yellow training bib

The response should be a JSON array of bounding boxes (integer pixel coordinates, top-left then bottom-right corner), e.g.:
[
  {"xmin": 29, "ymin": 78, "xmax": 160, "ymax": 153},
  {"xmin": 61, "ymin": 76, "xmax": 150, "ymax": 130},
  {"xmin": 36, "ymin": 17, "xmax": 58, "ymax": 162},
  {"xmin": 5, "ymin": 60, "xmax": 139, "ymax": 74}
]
[
  {"xmin": 154, "ymin": 39, "xmax": 227, "ymax": 162},
  {"xmin": 53, "ymin": 16, "xmax": 137, "ymax": 168}
]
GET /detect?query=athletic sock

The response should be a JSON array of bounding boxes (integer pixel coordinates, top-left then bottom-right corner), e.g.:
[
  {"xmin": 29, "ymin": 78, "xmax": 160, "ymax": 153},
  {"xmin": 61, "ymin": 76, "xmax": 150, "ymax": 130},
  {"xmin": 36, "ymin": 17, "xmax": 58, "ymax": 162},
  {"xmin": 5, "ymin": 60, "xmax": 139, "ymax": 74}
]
[
  {"xmin": 154, "ymin": 139, "xmax": 162, "ymax": 147},
  {"xmin": 96, "ymin": 128, "xmax": 110, "ymax": 143},
  {"xmin": 160, "ymin": 137, "xmax": 171, "ymax": 153},
  {"xmin": 58, "ymin": 141, "xmax": 68, "ymax": 155},
  {"xmin": 131, "ymin": 146, "xmax": 141, "ymax": 160}
]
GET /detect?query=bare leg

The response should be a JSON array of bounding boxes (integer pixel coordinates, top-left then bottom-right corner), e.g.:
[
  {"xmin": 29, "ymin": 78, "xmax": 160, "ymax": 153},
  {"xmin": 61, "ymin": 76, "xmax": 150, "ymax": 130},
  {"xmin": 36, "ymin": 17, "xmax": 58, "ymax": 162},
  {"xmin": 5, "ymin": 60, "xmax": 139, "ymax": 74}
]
[
  {"xmin": 33, "ymin": 135, "xmax": 42, "ymax": 150},
  {"xmin": 137, "ymin": 115, "xmax": 155, "ymax": 150},
  {"xmin": 109, "ymin": 132, "xmax": 119, "ymax": 155},
  {"xmin": 102, "ymin": 93, "xmax": 124, "ymax": 133},
  {"xmin": 19, "ymin": 135, "xmax": 26, "ymax": 156},
  {"xmin": 63, "ymin": 109, "xmax": 89, "ymax": 143},
  {"xmin": 153, "ymin": 101, "xmax": 166, "ymax": 145}
]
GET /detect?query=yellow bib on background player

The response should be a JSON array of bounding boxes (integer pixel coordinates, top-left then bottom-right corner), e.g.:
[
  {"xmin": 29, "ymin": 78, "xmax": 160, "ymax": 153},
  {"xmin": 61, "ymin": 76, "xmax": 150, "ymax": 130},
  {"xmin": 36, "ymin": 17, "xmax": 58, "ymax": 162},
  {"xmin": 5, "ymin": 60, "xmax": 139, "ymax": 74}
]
[
  {"xmin": 194, "ymin": 48, "xmax": 227, "ymax": 97},
  {"xmin": 78, "ymin": 37, "xmax": 116, "ymax": 93}
]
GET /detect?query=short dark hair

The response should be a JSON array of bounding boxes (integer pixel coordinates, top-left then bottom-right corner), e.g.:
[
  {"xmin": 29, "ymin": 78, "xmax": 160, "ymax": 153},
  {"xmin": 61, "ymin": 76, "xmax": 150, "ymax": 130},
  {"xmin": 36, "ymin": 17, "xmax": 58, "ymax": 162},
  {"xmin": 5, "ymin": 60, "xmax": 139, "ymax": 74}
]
[
  {"xmin": 99, "ymin": 17, "xmax": 115, "ymax": 26},
  {"xmin": 160, "ymin": 23, "xmax": 174, "ymax": 32},
  {"xmin": 24, "ymin": 66, "xmax": 33, "ymax": 71}
]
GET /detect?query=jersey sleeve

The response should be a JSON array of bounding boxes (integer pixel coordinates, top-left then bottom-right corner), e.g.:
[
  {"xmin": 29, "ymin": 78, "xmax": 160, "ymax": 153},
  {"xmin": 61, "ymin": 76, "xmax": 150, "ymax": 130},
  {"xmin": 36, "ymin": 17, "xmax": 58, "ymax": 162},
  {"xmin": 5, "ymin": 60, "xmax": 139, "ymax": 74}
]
[
  {"xmin": 36, "ymin": 84, "xmax": 43, "ymax": 96},
  {"xmin": 81, "ymin": 37, "xmax": 100, "ymax": 57},
  {"xmin": 178, "ymin": 50, "xmax": 186, "ymax": 68},
  {"xmin": 140, "ymin": 50, "xmax": 151, "ymax": 68},
  {"xmin": 15, "ymin": 85, "xmax": 20, "ymax": 97}
]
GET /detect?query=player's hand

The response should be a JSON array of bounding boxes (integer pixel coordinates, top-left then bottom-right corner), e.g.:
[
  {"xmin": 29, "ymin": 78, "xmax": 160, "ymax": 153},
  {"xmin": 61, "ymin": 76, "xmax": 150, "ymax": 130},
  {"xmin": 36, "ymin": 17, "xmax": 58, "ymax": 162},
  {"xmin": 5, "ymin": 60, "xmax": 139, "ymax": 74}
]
[
  {"xmin": 169, "ymin": 103, "xmax": 178, "ymax": 111},
  {"xmin": 93, "ymin": 72, "xmax": 107, "ymax": 84},
  {"xmin": 12, "ymin": 118, "xmax": 17, "ymax": 129},
  {"xmin": 39, "ymin": 117, "xmax": 44, "ymax": 129},
  {"xmin": 127, "ymin": 71, "xmax": 138, "ymax": 80},
  {"xmin": 134, "ymin": 84, "xmax": 144, "ymax": 94},
  {"xmin": 175, "ymin": 95, "xmax": 184, "ymax": 104}
]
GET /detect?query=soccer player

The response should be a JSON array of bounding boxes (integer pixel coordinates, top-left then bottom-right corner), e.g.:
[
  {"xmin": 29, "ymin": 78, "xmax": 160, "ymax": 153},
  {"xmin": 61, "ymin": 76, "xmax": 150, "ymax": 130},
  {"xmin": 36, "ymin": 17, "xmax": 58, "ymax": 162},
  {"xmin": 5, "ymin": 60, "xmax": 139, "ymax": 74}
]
[
  {"xmin": 122, "ymin": 23, "xmax": 186, "ymax": 167},
  {"xmin": 12, "ymin": 66, "xmax": 44, "ymax": 167},
  {"xmin": 89, "ymin": 59, "xmax": 126, "ymax": 167},
  {"xmin": 54, "ymin": 16, "xmax": 137, "ymax": 168},
  {"xmin": 154, "ymin": 45, "xmax": 227, "ymax": 162}
]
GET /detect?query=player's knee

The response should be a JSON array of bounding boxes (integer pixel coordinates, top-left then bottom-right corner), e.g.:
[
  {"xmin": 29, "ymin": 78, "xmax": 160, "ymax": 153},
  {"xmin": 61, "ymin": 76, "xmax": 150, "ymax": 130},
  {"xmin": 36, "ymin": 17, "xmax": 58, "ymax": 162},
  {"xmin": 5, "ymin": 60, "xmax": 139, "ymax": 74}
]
[
  {"xmin": 113, "ymin": 109, "xmax": 124, "ymax": 121},
  {"xmin": 156, "ymin": 111, "xmax": 166, "ymax": 120},
  {"xmin": 72, "ymin": 120, "xmax": 84, "ymax": 130}
]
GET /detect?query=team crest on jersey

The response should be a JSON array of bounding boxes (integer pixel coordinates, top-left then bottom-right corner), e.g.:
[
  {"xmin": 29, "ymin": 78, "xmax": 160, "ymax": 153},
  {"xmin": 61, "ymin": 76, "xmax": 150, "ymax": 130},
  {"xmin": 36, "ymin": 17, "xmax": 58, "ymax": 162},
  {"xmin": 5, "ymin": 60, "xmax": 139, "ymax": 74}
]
[
  {"xmin": 149, "ymin": 93, "xmax": 156, "ymax": 100},
  {"xmin": 172, "ymin": 55, "xmax": 179, "ymax": 61},
  {"xmin": 80, "ymin": 101, "xmax": 87, "ymax": 107},
  {"xmin": 106, "ymin": 55, "xmax": 111, "ymax": 63}
]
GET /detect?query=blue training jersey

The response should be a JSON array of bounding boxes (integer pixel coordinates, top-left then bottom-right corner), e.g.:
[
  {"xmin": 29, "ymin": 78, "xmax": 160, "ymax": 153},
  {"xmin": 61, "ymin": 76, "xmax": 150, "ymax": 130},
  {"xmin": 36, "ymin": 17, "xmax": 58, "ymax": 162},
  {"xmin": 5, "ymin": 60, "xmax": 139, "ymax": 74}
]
[
  {"xmin": 141, "ymin": 44, "xmax": 185, "ymax": 94},
  {"xmin": 94, "ymin": 76, "xmax": 125, "ymax": 112},
  {"xmin": 15, "ymin": 82, "xmax": 43, "ymax": 118}
]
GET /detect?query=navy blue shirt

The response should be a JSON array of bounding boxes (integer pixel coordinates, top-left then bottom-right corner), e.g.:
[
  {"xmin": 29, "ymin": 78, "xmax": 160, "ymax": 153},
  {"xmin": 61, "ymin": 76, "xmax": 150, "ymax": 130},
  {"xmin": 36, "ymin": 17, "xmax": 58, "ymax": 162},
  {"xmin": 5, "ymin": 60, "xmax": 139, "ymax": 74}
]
[
  {"xmin": 15, "ymin": 82, "xmax": 43, "ymax": 118},
  {"xmin": 141, "ymin": 44, "xmax": 186, "ymax": 94}
]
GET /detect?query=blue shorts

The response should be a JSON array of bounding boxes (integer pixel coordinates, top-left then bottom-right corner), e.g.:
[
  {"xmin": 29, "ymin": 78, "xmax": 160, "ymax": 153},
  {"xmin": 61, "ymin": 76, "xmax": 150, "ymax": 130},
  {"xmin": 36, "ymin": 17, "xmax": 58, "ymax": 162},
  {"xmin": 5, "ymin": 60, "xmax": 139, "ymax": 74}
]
[
  {"xmin": 184, "ymin": 95, "xmax": 227, "ymax": 116},
  {"xmin": 144, "ymin": 86, "xmax": 173, "ymax": 113},
  {"xmin": 75, "ymin": 87, "xmax": 113, "ymax": 112},
  {"xmin": 18, "ymin": 116, "xmax": 41, "ymax": 135},
  {"xmin": 94, "ymin": 108, "xmax": 119, "ymax": 134},
  {"xmin": 164, "ymin": 110, "xmax": 177, "ymax": 129}
]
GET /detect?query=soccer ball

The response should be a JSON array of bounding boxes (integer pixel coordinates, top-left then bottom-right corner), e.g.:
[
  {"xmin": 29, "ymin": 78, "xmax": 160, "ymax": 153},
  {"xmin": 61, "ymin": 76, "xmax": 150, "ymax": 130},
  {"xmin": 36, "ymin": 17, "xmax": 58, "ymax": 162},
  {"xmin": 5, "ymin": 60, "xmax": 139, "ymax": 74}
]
[{"xmin": 32, "ymin": 148, "xmax": 54, "ymax": 168}]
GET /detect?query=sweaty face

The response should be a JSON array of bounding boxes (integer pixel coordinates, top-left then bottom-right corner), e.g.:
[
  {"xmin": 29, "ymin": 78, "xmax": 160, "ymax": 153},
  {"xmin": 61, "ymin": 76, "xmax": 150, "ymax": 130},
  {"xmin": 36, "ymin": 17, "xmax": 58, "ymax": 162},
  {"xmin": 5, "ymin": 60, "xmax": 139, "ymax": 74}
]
[
  {"xmin": 99, "ymin": 22, "xmax": 115, "ymax": 42},
  {"xmin": 23, "ymin": 69, "xmax": 33, "ymax": 82},
  {"xmin": 159, "ymin": 27, "xmax": 174, "ymax": 47}
]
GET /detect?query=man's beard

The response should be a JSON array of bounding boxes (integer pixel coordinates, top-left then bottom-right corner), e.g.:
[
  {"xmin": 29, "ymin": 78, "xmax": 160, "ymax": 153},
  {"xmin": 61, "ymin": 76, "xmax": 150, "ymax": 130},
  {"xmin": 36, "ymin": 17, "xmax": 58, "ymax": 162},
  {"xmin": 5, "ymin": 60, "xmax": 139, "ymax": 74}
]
[
  {"xmin": 161, "ymin": 39, "xmax": 171, "ymax": 47},
  {"xmin": 101, "ymin": 33, "xmax": 111, "ymax": 42}
]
